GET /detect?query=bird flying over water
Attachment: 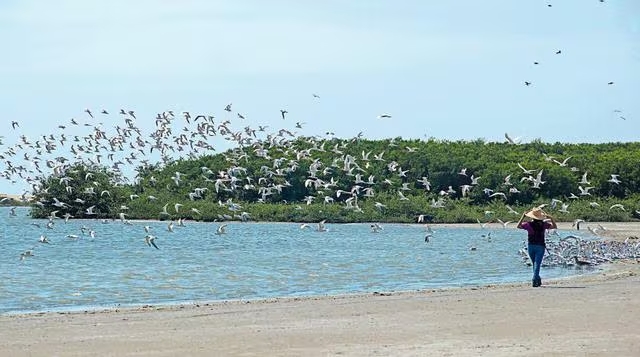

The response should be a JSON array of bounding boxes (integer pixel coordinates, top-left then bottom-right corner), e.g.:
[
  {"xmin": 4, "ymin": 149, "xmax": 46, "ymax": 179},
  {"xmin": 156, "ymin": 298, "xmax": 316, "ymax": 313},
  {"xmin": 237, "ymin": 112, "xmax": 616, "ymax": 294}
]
[{"xmin": 145, "ymin": 235, "xmax": 159, "ymax": 249}]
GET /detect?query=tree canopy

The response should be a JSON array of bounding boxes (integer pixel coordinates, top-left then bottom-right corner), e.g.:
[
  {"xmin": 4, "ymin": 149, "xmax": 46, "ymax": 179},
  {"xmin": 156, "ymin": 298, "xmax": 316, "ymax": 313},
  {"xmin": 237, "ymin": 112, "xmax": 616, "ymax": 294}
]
[{"xmin": 30, "ymin": 136, "xmax": 640, "ymax": 224}]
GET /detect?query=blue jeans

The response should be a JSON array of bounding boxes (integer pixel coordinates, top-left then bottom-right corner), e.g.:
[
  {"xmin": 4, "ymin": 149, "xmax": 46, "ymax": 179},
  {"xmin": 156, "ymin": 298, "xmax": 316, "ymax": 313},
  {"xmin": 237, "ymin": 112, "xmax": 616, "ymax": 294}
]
[{"xmin": 528, "ymin": 244, "xmax": 545, "ymax": 282}]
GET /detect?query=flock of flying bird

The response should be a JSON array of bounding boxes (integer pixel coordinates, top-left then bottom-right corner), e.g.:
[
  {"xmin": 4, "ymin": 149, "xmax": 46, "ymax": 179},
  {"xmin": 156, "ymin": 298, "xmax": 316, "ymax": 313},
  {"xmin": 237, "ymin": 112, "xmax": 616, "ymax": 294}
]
[
  {"xmin": 3, "ymin": 0, "xmax": 637, "ymax": 263},
  {"xmin": 2, "ymin": 98, "xmax": 636, "ymax": 261},
  {"xmin": 525, "ymin": 1, "xmax": 630, "ymax": 122}
]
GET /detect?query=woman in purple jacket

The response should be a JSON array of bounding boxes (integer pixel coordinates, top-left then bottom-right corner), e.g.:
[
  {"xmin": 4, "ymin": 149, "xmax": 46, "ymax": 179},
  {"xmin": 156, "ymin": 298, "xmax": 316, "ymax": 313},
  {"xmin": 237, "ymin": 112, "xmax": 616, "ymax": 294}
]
[{"xmin": 517, "ymin": 208, "xmax": 558, "ymax": 287}]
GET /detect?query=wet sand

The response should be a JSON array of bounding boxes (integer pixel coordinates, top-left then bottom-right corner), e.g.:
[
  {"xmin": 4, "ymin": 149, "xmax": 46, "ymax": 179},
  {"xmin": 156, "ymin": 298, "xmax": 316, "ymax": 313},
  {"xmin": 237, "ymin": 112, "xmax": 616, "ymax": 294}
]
[{"xmin": 1, "ymin": 222, "xmax": 639, "ymax": 356}]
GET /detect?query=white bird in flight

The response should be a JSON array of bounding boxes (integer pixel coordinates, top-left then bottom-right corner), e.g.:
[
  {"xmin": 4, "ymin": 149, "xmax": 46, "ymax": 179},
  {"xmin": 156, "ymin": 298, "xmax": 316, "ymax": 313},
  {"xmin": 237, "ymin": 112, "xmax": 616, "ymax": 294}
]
[
  {"xmin": 215, "ymin": 224, "xmax": 228, "ymax": 235},
  {"xmin": 144, "ymin": 235, "xmax": 159, "ymax": 249}
]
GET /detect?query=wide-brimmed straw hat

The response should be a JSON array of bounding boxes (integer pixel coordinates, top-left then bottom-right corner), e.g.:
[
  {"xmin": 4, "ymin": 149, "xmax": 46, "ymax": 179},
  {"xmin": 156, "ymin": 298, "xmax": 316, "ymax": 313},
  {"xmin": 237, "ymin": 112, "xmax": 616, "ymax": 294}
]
[{"xmin": 525, "ymin": 208, "xmax": 547, "ymax": 220}]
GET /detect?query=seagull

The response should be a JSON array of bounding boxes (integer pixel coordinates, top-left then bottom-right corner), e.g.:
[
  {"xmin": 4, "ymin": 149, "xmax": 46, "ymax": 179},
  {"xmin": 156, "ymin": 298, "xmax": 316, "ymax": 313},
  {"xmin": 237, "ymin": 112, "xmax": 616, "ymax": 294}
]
[
  {"xmin": 38, "ymin": 235, "xmax": 51, "ymax": 244},
  {"xmin": 377, "ymin": 114, "xmax": 392, "ymax": 119},
  {"xmin": 280, "ymin": 110, "xmax": 288, "ymax": 119},
  {"xmin": 160, "ymin": 203, "xmax": 171, "ymax": 216},
  {"xmin": 572, "ymin": 219, "xmax": 584, "ymax": 230},
  {"xmin": 505, "ymin": 133, "xmax": 521, "ymax": 144},
  {"xmin": 316, "ymin": 220, "xmax": 328, "ymax": 232},
  {"xmin": 144, "ymin": 235, "xmax": 159, "ymax": 249},
  {"xmin": 370, "ymin": 223, "xmax": 383, "ymax": 233},
  {"xmin": 52, "ymin": 198, "xmax": 69, "ymax": 208},
  {"xmin": 20, "ymin": 249, "xmax": 34, "ymax": 261},
  {"xmin": 578, "ymin": 186, "xmax": 594, "ymax": 196},
  {"xmin": 215, "ymin": 224, "xmax": 228, "ymax": 235},
  {"xmin": 476, "ymin": 219, "xmax": 490, "ymax": 229},
  {"xmin": 85, "ymin": 205, "xmax": 97, "ymax": 215},
  {"xmin": 579, "ymin": 171, "xmax": 590, "ymax": 185},
  {"xmin": 424, "ymin": 234, "xmax": 432, "ymax": 243},
  {"xmin": 587, "ymin": 226, "xmax": 600, "ymax": 236},
  {"xmin": 497, "ymin": 219, "xmax": 512, "ymax": 228},
  {"xmin": 607, "ymin": 174, "xmax": 621, "ymax": 184},
  {"xmin": 505, "ymin": 205, "xmax": 519, "ymax": 215},
  {"xmin": 609, "ymin": 204, "xmax": 625, "ymax": 211},
  {"xmin": 517, "ymin": 163, "xmax": 535, "ymax": 175},
  {"xmin": 374, "ymin": 202, "xmax": 386, "ymax": 211},
  {"xmin": 552, "ymin": 156, "xmax": 572, "ymax": 166},
  {"xmin": 573, "ymin": 256, "xmax": 592, "ymax": 266}
]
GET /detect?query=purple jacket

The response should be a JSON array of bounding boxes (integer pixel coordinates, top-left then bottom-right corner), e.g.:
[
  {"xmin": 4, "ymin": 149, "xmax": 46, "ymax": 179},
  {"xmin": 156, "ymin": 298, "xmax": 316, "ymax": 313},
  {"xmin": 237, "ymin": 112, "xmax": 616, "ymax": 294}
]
[{"xmin": 519, "ymin": 221, "xmax": 552, "ymax": 246}]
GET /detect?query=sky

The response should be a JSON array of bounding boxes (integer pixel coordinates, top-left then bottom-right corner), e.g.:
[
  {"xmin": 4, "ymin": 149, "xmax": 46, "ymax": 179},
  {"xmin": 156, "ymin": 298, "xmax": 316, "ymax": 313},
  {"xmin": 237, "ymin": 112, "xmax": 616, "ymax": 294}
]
[{"xmin": 0, "ymin": 0, "xmax": 639, "ymax": 194}]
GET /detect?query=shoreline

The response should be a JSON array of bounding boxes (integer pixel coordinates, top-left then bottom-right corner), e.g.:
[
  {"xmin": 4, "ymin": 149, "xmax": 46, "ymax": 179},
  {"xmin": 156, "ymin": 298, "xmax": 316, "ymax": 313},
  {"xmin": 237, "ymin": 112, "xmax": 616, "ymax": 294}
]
[
  {"xmin": 0, "ymin": 263, "xmax": 609, "ymax": 318},
  {"xmin": 2, "ymin": 223, "xmax": 639, "ymax": 355},
  {"xmin": 2, "ymin": 221, "xmax": 637, "ymax": 317},
  {"xmin": 1, "ymin": 260, "xmax": 638, "ymax": 356}
]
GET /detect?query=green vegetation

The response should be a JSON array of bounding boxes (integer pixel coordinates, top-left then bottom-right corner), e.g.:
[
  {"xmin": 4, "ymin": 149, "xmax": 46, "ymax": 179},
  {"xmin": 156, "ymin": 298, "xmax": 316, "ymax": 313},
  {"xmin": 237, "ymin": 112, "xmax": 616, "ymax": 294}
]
[{"xmin": 30, "ymin": 137, "xmax": 640, "ymax": 223}]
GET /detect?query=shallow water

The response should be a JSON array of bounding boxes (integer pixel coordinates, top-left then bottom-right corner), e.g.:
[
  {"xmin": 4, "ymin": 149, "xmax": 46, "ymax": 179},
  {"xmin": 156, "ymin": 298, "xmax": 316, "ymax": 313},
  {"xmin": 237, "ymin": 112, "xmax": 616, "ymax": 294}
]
[{"xmin": 0, "ymin": 207, "xmax": 593, "ymax": 314}]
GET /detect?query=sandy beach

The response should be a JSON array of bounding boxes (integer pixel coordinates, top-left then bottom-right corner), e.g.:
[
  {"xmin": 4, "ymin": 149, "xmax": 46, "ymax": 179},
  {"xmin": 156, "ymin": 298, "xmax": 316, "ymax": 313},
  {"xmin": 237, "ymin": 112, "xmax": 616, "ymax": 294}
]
[{"xmin": 1, "ymin": 222, "xmax": 639, "ymax": 356}]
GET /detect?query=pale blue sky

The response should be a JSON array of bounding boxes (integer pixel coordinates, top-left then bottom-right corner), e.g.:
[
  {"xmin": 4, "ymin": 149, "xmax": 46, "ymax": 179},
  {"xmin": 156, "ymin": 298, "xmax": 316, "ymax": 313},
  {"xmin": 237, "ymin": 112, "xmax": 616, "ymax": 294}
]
[{"xmin": 0, "ymin": 1, "xmax": 639, "ymax": 194}]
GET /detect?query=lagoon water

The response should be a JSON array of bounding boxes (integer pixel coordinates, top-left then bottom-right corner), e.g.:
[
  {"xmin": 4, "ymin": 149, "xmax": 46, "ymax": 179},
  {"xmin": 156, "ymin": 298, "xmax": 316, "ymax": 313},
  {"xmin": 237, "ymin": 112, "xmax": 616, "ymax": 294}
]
[{"xmin": 0, "ymin": 207, "xmax": 591, "ymax": 314}]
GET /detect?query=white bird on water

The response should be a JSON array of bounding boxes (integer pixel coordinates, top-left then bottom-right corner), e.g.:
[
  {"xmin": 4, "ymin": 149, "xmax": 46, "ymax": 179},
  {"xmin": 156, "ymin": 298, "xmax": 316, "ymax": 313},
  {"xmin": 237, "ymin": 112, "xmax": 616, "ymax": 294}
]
[
  {"xmin": 20, "ymin": 249, "xmax": 34, "ymax": 261},
  {"xmin": 215, "ymin": 224, "xmax": 228, "ymax": 235},
  {"xmin": 370, "ymin": 223, "xmax": 383, "ymax": 233},
  {"xmin": 316, "ymin": 220, "xmax": 328, "ymax": 232}
]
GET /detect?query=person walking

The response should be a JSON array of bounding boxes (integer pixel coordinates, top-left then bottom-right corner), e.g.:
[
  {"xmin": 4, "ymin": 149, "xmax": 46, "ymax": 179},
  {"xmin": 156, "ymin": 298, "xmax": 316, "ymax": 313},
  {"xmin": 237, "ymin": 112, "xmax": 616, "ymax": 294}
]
[{"xmin": 517, "ymin": 207, "xmax": 558, "ymax": 287}]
